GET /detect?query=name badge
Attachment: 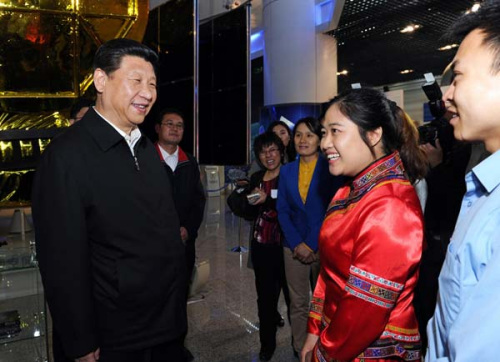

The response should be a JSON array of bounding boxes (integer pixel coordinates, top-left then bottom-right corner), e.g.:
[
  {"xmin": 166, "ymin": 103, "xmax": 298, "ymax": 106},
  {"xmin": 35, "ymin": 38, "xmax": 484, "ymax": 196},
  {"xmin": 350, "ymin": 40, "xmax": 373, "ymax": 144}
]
[{"xmin": 271, "ymin": 189, "xmax": 278, "ymax": 199}]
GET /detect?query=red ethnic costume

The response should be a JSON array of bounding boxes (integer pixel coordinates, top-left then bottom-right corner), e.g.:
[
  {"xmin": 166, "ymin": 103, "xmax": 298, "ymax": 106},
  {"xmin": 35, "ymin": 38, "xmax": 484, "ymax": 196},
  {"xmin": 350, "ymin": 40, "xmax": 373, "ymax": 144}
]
[{"xmin": 308, "ymin": 152, "xmax": 423, "ymax": 361}]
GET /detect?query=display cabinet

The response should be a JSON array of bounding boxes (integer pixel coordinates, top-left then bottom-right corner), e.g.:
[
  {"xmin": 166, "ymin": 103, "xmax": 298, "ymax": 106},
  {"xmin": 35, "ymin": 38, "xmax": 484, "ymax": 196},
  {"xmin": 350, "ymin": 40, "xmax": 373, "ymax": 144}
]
[{"xmin": 0, "ymin": 232, "xmax": 47, "ymax": 362}]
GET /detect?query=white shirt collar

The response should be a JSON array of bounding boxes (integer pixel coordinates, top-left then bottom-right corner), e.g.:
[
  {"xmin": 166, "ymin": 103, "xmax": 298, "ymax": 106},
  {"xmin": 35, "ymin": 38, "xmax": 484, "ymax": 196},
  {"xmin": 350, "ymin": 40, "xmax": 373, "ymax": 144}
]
[
  {"xmin": 93, "ymin": 107, "xmax": 142, "ymax": 153},
  {"xmin": 158, "ymin": 144, "xmax": 179, "ymax": 171}
]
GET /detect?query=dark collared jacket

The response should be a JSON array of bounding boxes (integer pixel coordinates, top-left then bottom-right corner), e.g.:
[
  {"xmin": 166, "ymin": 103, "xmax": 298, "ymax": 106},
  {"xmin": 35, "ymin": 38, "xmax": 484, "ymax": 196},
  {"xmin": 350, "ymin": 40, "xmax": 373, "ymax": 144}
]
[
  {"xmin": 32, "ymin": 108, "xmax": 187, "ymax": 359},
  {"xmin": 155, "ymin": 144, "xmax": 206, "ymax": 242}
]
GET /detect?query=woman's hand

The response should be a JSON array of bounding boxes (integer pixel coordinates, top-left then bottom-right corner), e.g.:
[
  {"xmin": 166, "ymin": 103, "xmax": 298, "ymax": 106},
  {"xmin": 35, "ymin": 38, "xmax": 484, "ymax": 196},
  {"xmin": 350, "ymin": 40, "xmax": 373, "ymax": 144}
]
[
  {"xmin": 250, "ymin": 187, "xmax": 267, "ymax": 205},
  {"xmin": 301, "ymin": 333, "xmax": 319, "ymax": 362},
  {"xmin": 294, "ymin": 243, "xmax": 315, "ymax": 264}
]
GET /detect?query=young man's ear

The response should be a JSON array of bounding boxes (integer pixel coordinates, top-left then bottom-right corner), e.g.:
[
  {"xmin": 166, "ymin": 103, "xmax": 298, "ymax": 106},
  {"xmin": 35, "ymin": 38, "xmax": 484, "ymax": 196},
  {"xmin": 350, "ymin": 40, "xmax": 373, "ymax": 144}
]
[{"xmin": 93, "ymin": 68, "xmax": 107, "ymax": 93}]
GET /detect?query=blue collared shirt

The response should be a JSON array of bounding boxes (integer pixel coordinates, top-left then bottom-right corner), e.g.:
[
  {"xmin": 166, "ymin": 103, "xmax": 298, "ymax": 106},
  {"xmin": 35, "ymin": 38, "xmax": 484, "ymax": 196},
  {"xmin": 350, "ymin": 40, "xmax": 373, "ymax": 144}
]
[{"xmin": 426, "ymin": 150, "xmax": 500, "ymax": 361}]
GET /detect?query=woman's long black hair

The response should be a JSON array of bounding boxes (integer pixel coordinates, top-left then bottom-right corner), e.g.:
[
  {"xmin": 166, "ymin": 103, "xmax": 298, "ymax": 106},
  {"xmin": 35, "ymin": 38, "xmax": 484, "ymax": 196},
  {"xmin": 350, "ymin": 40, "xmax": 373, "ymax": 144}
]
[{"xmin": 323, "ymin": 88, "xmax": 427, "ymax": 182}]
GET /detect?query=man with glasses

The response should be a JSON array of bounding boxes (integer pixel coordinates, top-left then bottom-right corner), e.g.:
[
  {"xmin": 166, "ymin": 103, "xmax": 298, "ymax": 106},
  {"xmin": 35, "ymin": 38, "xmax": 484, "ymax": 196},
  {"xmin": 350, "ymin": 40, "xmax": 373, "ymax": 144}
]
[{"xmin": 155, "ymin": 108, "xmax": 206, "ymax": 295}]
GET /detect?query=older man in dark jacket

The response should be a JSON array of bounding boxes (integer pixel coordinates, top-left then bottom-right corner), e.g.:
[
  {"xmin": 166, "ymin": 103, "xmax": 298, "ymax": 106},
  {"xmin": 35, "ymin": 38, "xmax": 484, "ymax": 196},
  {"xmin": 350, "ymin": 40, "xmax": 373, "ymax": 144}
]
[{"xmin": 32, "ymin": 39, "xmax": 187, "ymax": 362}]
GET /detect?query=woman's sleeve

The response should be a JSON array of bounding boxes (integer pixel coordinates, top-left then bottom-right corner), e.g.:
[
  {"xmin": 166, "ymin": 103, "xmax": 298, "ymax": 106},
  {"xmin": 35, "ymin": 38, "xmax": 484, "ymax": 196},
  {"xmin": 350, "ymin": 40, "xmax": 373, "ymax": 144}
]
[
  {"xmin": 308, "ymin": 269, "xmax": 326, "ymax": 336},
  {"xmin": 314, "ymin": 195, "xmax": 423, "ymax": 361},
  {"xmin": 277, "ymin": 170, "xmax": 302, "ymax": 249}
]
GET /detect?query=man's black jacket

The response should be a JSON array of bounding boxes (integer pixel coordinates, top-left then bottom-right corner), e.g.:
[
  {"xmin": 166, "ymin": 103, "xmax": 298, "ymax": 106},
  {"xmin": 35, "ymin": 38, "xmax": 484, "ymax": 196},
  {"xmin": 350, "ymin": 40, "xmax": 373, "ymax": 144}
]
[
  {"xmin": 32, "ymin": 108, "xmax": 187, "ymax": 358},
  {"xmin": 156, "ymin": 144, "xmax": 206, "ymax": 242}
]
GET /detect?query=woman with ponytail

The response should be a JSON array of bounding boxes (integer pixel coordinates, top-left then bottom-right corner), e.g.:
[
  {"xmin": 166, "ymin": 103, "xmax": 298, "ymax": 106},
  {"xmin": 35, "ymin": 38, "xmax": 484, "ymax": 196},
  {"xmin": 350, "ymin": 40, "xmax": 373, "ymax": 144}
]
[{"xmin": 301, "ymin": 88, "xmax": 426, "ymax": 362}]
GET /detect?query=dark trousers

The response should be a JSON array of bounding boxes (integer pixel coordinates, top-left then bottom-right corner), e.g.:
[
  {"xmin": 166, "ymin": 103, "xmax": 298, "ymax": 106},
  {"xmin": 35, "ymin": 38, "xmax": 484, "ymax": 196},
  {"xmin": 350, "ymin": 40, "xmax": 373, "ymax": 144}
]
[
  {"xmin": 251, "ymin": 240, "xmax": 286, "ymax": 354},
  {"xmin": 53, "ymin": 327, "xmax": 72, "ymax": 362},
  {"xmin": 99, "ymin": 339, "xmax": 185, "ymax": 362},
  {"xmin": 53, "ymin": 328, "xmax": 185, "ymax": 362},
  {"xmin": 414, "ymin": 236, "xmax": 447, "ymax": 352},
  {"xmin": 185, "ymin": 239, "xmax": 196, "ymax": 290},
  {"xmin": 181, "ymin": 239, "xmax": 195, "ymax": 358}
]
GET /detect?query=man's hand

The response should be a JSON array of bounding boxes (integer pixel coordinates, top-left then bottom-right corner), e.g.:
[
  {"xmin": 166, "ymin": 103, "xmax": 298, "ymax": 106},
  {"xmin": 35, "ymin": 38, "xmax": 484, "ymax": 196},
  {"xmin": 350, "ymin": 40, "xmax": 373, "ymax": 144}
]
[
  {"xmin": 294, "ymin": 243, "xmax": 315, "ymax": 264},
  {"xmin": 420, "ymin": 138, "xmax": 443, "ymax": 168},
  {"xmin": 75, "ymin": 348, "xmax": 100, "ymax": 362},
  {"xmin": 301, "ymin": 333, "xmax": 319, "ymax": 362},
  {"xmin": 180, "ymin": 227, "xmax": 189, "ymax": 242}
]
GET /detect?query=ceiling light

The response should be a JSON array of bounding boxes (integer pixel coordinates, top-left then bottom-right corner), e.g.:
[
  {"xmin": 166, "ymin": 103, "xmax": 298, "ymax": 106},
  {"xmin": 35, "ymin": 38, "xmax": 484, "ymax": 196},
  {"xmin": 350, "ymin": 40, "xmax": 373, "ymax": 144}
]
[
  {"xmin": 400, "ymin": 69, "xmax": 414, "ymax": 74},
  {"xmin": 337, "ymin": 70, "xmax": 349, "ymax": 76},
  {"xmin": 438, "ymin": 44, "xmax": 459, "ymax": 51},
  {"xmin": 466, "ymin": 3, "xmax": 481, "ymax": 14},
  {"xmin": 400, "ymin": 25, "xmax": 421, "ymax": 33}
]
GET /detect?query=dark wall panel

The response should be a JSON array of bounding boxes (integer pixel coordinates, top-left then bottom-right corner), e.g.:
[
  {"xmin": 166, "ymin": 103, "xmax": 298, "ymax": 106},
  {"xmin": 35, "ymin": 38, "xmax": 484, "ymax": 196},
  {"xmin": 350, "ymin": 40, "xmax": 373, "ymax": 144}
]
[
  {"xmin": 199, "ymin": 6, "xmax": 248, "ymax": 165},
  {"xmin": 142, "ymin": 0, "xmax": 195, "ymax": 153}
]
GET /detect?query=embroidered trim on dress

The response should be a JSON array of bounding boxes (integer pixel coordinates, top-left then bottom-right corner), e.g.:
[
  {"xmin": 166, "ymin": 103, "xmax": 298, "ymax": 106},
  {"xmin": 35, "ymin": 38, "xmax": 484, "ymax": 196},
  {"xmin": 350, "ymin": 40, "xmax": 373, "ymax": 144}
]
[
  {"xmin": 309, "ymin": 296, "xmax": 324, "ymax": 321},
  {"xmin": 326, "ymin": 152, "xmax": 409, "ymax": 216},
  {"xmin": 350, "ymin": 266, "xmax": 404, "ymax": 290},
  {"xmin": 347, "ymin": 275, "xmax": 399, "ymax": 302},
  {"xmin": 381, "ymin": 330, "xmax": 421, "ymax": 342},
  {"xmin": 345, "ymin": 286, "xmax": 394, "ymax": 308},
  {"xmin": 359, "ymin": 342, "xmax": 421, "ymax": 361},
  {"xmin": 385, "ymin": 324, "xmax": 419, "ymax": 335}
]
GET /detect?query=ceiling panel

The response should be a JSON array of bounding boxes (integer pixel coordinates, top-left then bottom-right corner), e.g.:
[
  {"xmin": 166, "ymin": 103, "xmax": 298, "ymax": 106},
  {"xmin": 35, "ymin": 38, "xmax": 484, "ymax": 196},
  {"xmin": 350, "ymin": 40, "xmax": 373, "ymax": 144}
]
[{"xmin": 330, "ymin": 0, "xmax": 477, "ymax": 91}]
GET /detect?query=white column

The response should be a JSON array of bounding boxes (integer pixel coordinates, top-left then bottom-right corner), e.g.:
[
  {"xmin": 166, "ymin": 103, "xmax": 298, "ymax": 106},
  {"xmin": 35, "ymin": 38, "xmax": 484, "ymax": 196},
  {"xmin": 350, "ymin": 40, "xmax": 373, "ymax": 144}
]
[{"xmin": 263, "ymin": 0, "xmax": 337, "ymax": 106}]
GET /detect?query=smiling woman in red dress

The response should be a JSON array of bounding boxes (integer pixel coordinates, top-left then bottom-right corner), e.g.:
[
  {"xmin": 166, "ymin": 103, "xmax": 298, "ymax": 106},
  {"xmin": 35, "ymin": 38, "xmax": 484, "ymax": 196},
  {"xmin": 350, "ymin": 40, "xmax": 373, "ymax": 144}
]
[{"xmin": 301, "ymin": 88, "xmax": 428, "ymax": 362}]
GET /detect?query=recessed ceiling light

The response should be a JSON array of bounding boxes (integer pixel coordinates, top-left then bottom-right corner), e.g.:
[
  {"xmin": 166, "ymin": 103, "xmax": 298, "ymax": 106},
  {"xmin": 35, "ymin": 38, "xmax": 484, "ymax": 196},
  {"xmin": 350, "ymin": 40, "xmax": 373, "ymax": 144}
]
[
  {"xmin": 400, "ymin": 69, "xmax": 414, "ymax": 74},
  {"xmin": 466, "ymin": 3, "xmax": 481, "ymax": 14},
  {"xmin": 438, "ymin": 44, "xmax": 459, "ymax": 51},
  {"xmin": 337, "ymin": 70, "xmax": 349, "ymax": 76},
  {"xmin": 400, "ymin": 25, "xmax": 421, "ymax": 33}
]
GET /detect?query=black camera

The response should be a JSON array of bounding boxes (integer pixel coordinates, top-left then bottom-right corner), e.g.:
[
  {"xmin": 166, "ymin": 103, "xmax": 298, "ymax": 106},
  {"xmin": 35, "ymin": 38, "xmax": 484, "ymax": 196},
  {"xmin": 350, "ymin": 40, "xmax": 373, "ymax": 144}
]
[
  {"xmin": 418, "ymin": 124, "xmax": 439, "ymax": 145},
  {"xmin": 418, "ymin": 75, "xmax": 454, "ymax": 152}
]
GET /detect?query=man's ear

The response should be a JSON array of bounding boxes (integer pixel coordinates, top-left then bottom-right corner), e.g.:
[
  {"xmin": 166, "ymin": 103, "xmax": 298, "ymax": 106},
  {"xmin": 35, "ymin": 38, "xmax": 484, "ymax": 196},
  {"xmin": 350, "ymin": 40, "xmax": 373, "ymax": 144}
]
[
  {"xmin": 93, "ymin": 68, "xmax": 107, "ymax": 93},
  {"xmin": 367, "ymin": 126, "xmax": 383, "ymax": 147},
  {"xmin": 154, "ymin": 123, "xmax": 161, "ymax": 134}
]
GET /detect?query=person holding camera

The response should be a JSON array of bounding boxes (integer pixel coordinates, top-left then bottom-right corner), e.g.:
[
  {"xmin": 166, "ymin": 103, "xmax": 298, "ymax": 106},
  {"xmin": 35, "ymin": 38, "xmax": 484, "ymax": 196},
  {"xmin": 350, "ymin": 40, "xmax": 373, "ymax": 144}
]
[
  {"xmin": 414, "ymin": 129, "xmax": 470, "ymax": 352},
  {"xmin": 244, "ymin": 132, "xmax": 287, "ymax": 361},
  {"xmin": 426, "ymin": 1, "xmax": 500, "ymax": 360}
]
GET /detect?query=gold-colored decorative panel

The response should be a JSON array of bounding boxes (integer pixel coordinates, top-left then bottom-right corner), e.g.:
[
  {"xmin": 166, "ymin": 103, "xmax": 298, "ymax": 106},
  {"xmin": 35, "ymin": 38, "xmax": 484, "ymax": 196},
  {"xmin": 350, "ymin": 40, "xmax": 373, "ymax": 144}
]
[
  {"xmin": 0, "ymin": 170, "xmax": 33, "ymax": 206},
  {"xmin": 0, "ymin": 112, "xmax": 68, "ymax": 131},
  {"xmin": 0, "ymin": 0, "xmax": 149, "ymax": 103},
  {"xmin": 0, "ymin": 0, "xmax": 149, "ymax": 206}
]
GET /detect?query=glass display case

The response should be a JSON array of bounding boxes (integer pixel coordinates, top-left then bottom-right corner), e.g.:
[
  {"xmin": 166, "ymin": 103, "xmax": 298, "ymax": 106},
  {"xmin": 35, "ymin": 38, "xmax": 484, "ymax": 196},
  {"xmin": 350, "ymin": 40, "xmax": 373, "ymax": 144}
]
[{"xmin": 0, "ymin": 233, "xmax": 47, "ymax": 362}]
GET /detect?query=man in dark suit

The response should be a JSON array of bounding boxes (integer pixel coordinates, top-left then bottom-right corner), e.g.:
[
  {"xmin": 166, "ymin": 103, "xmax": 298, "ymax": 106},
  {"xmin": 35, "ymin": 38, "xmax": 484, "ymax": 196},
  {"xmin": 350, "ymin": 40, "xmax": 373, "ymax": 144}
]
[
  {"xmin": 154, "ymin": 108, "xmax": 206, "ymax": 291},
  {"xmin": 32, "ymin": 39, "xmax": 187, "ymax": 362}
]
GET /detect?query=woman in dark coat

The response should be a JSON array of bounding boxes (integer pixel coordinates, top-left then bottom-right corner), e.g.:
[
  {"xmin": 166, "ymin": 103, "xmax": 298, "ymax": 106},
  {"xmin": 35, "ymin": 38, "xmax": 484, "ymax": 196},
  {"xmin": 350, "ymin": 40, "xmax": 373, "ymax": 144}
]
[{"xmin": 247, "ymin": 132, "xmax": 287, "ymax": 361}]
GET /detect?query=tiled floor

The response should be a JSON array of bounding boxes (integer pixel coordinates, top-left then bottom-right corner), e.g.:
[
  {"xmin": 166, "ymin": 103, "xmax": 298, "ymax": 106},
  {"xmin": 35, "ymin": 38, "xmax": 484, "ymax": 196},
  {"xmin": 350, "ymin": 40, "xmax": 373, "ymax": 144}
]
[
  {"xmin": 0, "ymin": 196, "xmax": 297, "ymax": 362},
  {"xmin": 185, "ymin": 195, "xmax": 297, "ymax": 362}
]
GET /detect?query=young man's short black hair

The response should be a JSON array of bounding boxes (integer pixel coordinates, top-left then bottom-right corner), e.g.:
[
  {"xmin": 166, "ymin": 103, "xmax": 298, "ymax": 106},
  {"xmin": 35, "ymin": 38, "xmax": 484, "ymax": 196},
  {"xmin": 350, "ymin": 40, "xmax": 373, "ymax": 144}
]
[
  {"xmin": 156, "ymin": 108, "xmax": 185, "ymax": 124},
  {"xmin": 93, "ymin": 38, "xmax": 159, "ymax": 76},
  {"xmin": 446, "ymin": 1, "xmax": 500, "ymax": 72}
]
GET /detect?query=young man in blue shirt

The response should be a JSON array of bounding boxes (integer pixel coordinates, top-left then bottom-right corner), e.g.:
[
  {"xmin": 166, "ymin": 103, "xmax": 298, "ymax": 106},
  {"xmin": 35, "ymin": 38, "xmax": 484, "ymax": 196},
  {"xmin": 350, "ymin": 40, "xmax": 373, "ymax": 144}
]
[{"xmin": 426, "ymin": 1, "xmax": 500, "ymax": 361}]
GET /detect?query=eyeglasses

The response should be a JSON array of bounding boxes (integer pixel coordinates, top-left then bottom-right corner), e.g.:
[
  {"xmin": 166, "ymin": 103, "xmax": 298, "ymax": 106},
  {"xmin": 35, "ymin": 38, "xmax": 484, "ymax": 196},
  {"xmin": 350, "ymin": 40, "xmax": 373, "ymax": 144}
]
[
  {"xmin": 259, "ymin": 148, "xmax": 279, "ymax": 156},
  {"xmin": 161, "ymin": 121, "xmax": 184, "ymax": 130}
]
